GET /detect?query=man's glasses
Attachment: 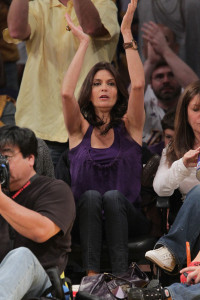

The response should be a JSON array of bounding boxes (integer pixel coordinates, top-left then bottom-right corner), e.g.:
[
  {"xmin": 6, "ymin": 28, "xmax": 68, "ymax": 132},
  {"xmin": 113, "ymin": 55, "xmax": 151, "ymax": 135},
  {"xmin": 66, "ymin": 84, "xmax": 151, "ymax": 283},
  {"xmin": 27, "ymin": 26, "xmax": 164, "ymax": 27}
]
[{"xmin": 3, "ymin": 152, "xmax": 21, "ymax": 161}]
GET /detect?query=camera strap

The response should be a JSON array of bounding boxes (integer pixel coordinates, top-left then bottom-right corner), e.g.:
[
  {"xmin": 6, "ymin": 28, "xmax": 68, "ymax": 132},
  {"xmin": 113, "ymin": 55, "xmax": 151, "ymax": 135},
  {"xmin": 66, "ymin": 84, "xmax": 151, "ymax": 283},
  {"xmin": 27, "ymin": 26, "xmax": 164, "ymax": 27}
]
[
  {"xmin": 11, "ymin": 181, "xmax": 31, "ymax": 200},
  {"xmin": 11, "ymin": 174, "xmax": 39, "ymax": 200},
  {"xmin": 9, "ymin": 174, "xmax": 39, "ymax": 249}
]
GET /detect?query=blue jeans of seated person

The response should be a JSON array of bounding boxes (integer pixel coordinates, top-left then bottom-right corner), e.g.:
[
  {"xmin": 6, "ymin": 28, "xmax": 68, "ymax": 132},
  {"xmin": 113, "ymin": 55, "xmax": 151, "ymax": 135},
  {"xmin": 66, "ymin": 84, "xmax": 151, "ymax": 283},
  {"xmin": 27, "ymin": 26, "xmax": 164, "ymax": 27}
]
[
  {"xmin": 0, "ymin": 247, "xmax": 51, "ymax": 300},
  {"xmin": 167, "ymin": 282, "xmax": 200, "ymax": 300},
  {"xmin": 155, "ymin": 185, "xmax": 200, "ymax": 269},
  {"xmin": 77, "ymin": 190, "xmax": 151, "ymax": 275}
]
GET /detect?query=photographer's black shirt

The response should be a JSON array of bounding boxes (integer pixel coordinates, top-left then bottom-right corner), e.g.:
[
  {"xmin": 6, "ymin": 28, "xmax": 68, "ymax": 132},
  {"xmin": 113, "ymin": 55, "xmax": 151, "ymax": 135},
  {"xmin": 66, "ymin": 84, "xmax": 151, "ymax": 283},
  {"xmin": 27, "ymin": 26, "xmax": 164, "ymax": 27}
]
[{"xmin": 0, "ymin": 175, "xmax": 75, "ymax": 274}]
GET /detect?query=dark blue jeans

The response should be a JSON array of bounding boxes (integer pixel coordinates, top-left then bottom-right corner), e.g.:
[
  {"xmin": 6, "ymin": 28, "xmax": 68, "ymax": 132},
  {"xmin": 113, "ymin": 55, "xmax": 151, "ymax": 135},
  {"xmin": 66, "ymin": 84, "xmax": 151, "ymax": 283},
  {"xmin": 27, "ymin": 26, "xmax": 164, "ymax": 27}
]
[
  {"xmin": 156, "ymin": 185, "xmax": 200, "ymax": 269},
  {"xmin": 44, "ymin": 140, "xmax": 68, "ymax": 169},
  {"xmin": 76, "ymin": 190, "xmax": 151, "ymax": 275}
]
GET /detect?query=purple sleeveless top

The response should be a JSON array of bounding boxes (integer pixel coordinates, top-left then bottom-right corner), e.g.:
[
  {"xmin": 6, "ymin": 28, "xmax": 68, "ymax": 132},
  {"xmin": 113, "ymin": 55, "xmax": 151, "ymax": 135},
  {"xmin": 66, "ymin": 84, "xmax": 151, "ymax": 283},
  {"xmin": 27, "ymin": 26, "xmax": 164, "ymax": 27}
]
[{"xmin": 68, "ymin": 123, "xmax": 142, "ymax": 207}]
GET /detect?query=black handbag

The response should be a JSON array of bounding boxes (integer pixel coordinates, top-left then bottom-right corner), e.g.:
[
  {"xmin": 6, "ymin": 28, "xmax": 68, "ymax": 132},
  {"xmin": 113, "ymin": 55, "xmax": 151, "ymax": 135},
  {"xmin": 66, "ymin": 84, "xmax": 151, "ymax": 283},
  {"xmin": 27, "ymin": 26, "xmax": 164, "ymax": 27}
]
[{"xmin": 77, "ymin": 262, "xmax": 149, "ymax": 300}]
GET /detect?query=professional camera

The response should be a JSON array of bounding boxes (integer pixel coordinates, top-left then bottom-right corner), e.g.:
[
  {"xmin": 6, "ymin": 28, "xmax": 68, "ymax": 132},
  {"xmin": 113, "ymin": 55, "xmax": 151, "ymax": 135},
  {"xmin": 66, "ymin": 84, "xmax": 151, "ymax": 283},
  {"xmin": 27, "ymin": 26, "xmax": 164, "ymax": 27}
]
[{"xmin": 0, "ymin": 154, "xmax": 9, "ymax": 189}]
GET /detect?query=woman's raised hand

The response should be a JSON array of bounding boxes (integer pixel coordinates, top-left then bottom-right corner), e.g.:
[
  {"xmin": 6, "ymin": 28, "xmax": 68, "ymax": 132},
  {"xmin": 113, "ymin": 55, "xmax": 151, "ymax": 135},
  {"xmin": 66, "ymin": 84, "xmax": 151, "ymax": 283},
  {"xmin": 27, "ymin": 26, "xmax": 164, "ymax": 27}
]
[
  {"xmin": 65, "ymin": 13, "xmax": 90, "ymax": 44},
  {"xmin": 121, "ymin": 0, "xmax": 137, "ymax": 35}
]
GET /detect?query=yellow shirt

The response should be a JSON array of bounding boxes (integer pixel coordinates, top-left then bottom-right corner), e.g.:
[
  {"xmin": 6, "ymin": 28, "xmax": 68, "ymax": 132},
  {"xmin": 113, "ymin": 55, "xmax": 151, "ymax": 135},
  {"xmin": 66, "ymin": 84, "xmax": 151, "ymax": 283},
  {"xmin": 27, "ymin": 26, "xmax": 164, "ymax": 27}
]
[{"xmin": 14, "ymin": 0, "xmax": 120, "ymax": 142}]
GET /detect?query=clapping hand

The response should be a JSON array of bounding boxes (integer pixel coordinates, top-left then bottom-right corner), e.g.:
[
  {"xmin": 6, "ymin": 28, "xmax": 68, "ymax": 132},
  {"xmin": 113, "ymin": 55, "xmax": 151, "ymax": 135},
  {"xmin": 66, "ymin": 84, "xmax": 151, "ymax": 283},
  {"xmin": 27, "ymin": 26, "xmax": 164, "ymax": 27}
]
[
  {"xmin": 146, "ymin": 41, "xmax": 162, "ymax": 64},
  {"xmin": 142, "ymin": 21, "xmax": 170, "ymax": 57},
  {"xmin": 65, "ymin": 13, "xmax": 90, "ymax": 44}
]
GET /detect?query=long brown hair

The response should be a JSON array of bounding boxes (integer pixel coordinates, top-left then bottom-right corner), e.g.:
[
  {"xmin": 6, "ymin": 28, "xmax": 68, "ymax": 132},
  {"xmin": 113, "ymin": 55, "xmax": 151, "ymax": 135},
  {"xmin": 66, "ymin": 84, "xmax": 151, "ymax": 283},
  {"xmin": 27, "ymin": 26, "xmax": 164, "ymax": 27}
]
[
  {"xmin": 78, "ymin": 62, "xmax": 128, "ymax": 135},
  {"xmin": 167, "ymin": 80, "xmax": 200, "ymax": 166}
]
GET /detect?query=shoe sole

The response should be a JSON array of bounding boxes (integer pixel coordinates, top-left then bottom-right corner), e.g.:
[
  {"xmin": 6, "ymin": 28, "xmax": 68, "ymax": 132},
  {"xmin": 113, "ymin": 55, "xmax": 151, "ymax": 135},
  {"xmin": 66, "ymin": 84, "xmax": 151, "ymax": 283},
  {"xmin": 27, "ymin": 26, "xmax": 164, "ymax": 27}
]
[{"xmin": 145, "ymin": 253, "xmax": 174, "ymax": 272}]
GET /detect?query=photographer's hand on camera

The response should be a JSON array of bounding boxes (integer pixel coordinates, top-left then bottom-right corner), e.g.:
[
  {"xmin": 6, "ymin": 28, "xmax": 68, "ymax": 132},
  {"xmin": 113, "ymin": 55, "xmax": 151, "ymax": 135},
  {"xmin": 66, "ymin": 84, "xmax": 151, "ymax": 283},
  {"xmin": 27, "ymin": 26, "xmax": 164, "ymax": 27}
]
[{"xmin": 0, "ymin": 154, "xmax": 10, "ymax": 189}]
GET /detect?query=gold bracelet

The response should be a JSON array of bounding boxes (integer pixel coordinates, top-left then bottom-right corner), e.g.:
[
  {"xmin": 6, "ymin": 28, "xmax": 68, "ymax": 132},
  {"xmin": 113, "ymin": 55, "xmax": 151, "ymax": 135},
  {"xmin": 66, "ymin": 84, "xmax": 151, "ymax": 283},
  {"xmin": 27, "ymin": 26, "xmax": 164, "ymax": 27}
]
[{"xmin": 123, "ymin": 39, "xmax": 138, "ymax": 50}]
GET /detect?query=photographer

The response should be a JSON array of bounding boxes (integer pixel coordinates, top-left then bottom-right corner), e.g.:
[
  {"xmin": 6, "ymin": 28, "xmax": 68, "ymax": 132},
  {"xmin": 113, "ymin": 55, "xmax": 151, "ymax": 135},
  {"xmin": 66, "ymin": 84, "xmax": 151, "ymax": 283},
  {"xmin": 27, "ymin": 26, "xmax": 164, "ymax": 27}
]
[{"xmin": 0, "ymin": 125, "xmax": 75, "ymax": 299}]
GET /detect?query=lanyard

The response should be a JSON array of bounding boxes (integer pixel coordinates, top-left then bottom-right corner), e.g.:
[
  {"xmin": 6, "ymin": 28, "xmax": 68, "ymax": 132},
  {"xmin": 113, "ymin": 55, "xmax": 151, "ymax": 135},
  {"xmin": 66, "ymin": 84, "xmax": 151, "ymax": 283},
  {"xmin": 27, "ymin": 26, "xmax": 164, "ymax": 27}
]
[
  {"xmin": 10, "ymin": 174, "xmax": 38, "ymax": 200},
  {"xmin": 11, "ymin": 180, "xmax": 31, "ymax": 199}
]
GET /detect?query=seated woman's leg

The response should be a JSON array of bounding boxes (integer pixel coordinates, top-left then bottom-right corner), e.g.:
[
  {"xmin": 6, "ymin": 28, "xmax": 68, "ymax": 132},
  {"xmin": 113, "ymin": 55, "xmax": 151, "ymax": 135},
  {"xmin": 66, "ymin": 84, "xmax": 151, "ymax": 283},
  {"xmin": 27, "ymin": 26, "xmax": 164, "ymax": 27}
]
[
  {"xmin": 155, "ymin": 185, "xmax": 200, "ymax": 266},
  {"xmin": 103, "ymin": 190, "xmax": 128, "ymax": 275},
  {"xmin": 145, "ymin": 185, "xmax": 200, "ymax": 272},
  {"xmin": 77, "ymin": 190, "xmax": 103, "ymax": 273},
  {"xmin": 103, "ymin": 190, "xmax": 150, "ymax": 275},
  {"xmin": 0, "ymin": 247, "xmax": 51, "ymax": 300}
]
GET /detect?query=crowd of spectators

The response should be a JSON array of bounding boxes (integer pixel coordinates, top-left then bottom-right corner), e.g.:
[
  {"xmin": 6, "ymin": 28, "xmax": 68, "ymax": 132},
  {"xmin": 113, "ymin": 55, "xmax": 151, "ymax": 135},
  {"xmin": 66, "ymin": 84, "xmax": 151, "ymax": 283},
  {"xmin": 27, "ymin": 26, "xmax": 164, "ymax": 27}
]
[{"xmin": 1, "ymin": 0, "xmax": 200, "ymax": 299}]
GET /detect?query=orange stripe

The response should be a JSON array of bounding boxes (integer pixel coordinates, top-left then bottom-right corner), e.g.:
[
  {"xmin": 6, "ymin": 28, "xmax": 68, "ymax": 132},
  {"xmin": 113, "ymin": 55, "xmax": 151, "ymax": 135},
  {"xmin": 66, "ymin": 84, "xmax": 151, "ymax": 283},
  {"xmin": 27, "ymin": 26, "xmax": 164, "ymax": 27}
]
[{"xmin": 186, "ymin": 241, "xmax": 191, "ymax": 266}]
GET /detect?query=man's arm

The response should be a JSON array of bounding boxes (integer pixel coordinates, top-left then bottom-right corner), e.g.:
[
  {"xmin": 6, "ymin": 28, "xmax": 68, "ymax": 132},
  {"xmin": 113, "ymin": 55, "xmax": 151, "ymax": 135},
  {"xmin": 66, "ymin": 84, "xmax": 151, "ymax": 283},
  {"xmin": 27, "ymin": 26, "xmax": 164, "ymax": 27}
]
[
  {"xmin": 7, "ymin": 0, "xmax": 31, "ymax": 40},
  {"xmin": 142, "ymin": 21, "xmax": 199, "ymax": 88},
  {"xmin": 143, "ymin": 41, "xmax": 162, "ymax": 91},
  {"xmin": 122, "ymin": 0, "xmax": 145, "ymax": 146},
  {"xmin": 0, "ymin": 190, "xmax": 60, "ymax": 243},
  {"xmin": 62, "ymin": 14, "xmax": 90, "ymax": 144},
  {"xmin": 72, "ymin": 0, "xmax": 108, "ymax": 37}
]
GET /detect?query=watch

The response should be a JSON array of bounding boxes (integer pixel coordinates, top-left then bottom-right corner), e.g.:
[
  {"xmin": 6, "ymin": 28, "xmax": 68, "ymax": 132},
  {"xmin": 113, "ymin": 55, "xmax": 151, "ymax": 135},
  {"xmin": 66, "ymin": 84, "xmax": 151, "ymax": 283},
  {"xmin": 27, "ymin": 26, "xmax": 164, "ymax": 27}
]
[{"xmin": 123, "ymin": 39, "xmax": 138, "ymax": 50}]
